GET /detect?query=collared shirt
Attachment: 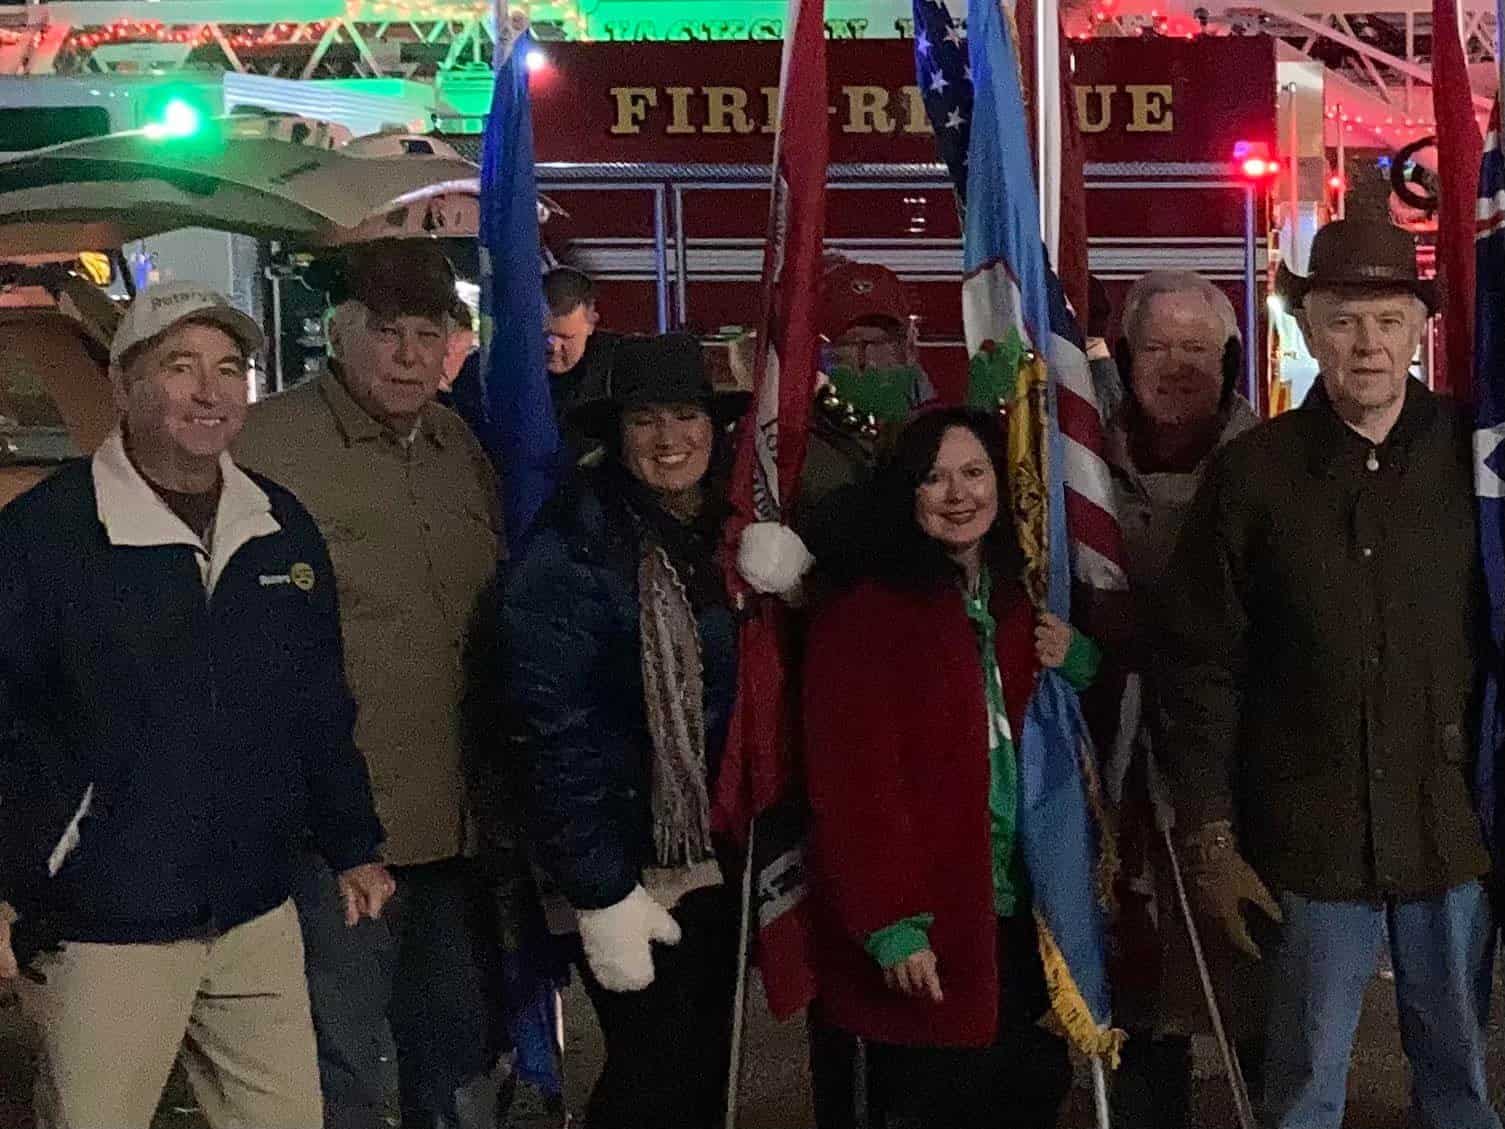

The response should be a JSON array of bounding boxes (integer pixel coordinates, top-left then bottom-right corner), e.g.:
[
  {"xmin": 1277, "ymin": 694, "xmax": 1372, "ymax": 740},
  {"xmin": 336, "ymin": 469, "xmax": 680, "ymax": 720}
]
[{"xmin": 236, "ymin": 370, "xmax": 504, "ymax": 866}]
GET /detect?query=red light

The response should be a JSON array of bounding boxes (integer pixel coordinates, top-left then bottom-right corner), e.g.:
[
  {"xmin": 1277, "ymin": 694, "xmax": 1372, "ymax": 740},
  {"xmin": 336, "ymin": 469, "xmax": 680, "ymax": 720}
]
[
  {"xmin": 1328, "ymin": 175, "xmax": 1344, "ymax": 190},
  {"xmin": 1233, "ymin": 139, "xmax": 1279, "ymax": 180}
]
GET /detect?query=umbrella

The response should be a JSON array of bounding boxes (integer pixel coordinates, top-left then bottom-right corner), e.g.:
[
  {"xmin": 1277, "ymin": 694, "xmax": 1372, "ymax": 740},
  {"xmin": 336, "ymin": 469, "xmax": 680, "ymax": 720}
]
[{"xmin": 0, "ymin": 119, "xmax": 479, "ymax": 256}]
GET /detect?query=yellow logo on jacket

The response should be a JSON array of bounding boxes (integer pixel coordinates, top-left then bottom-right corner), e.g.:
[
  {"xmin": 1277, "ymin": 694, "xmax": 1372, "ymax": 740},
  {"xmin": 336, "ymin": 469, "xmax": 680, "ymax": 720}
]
[{"xmin": 289, "ymin": 562, "xmax": 315, "ymax": 591}]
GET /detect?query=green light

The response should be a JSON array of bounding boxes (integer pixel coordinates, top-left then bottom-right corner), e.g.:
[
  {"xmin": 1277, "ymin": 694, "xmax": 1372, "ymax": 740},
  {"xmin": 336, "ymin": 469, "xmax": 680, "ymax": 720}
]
[{"xmin": 143, "ymin": 98, "xmax": 202, "ymax": 141}]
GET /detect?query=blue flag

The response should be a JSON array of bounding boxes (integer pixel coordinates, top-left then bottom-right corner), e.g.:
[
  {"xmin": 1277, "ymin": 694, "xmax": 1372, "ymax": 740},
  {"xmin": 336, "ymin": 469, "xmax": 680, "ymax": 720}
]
[
  {"xmin": 478, "ymin": 30, "xmax": 569, "ymax": 1102},
  {"xmin": 480, "ymin": 29, "xmax": 559, "ymax": 548},
  {"xmin": 913, "ymin": 0, "xmax": 1122, "ymax": 1061},
  {"xmin": 1473, "ymin": 12, "xmax": 1505, "ymax": 866}
]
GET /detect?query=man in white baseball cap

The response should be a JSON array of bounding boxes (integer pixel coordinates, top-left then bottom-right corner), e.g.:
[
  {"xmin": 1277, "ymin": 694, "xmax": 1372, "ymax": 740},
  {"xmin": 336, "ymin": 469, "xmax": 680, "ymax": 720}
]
[
  {"xmin": 0, "ymin": 280, "xmax": 394, "ymax": 1128},
  {"xmin": 109, "ymin": 281, "xmax": 265, "ymax": 368}
]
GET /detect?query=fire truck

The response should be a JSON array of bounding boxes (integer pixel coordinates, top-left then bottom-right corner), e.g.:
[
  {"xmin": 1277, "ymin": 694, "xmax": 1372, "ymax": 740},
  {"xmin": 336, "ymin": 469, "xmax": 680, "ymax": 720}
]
[
  {"xmin": 0, "ymin": 34, "xmax": 1283, "ymax": 404},
  {"xmin": 497, "ymin": 35, "xmax": 1279, "ymax": 405}
]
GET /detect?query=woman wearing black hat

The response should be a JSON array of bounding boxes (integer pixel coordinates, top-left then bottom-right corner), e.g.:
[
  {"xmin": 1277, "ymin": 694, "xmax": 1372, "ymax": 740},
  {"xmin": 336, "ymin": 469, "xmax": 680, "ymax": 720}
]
[{"xmin": 500, "ymin": 334, "xmax": 749, "ymax": 1128}]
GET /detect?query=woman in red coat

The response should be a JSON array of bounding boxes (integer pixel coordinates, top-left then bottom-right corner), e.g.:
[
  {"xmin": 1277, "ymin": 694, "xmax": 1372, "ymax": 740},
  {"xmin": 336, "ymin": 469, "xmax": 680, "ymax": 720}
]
[{"xmin": 803, "ymin": 407, "xmax": 1099, "ymax": 1128}]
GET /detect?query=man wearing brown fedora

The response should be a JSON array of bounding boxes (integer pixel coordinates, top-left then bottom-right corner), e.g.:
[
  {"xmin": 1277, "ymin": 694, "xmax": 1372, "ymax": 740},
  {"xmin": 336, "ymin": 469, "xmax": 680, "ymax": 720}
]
[{"xmin": 1156, "ymin": 220, "xmax": 1497, "ymax": 1129}]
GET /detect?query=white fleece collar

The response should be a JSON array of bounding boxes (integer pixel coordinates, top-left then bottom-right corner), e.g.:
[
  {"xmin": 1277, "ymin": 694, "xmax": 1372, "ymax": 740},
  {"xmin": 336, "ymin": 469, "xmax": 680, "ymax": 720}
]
[{"xmin": 92, "ymin": 429, "xmax": 281, "ymax": 593}]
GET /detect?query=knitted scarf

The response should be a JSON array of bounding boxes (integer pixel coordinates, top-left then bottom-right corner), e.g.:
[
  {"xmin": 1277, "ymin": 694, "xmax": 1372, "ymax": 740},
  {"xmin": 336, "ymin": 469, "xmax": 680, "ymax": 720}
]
[{"xmin": 638, "ymin": 541, "xmax": 713, "ymax": 867}]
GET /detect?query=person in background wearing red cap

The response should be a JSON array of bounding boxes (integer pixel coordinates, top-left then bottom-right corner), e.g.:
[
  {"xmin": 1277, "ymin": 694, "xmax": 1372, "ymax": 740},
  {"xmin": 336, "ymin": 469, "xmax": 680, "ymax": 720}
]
[
  {"xmin": 736, "ymin": 258, "xmax": 941, "ymax": 607},
  {"xmin": 796, "ymin": 259, "xmax": 937, "ymax": 585}
]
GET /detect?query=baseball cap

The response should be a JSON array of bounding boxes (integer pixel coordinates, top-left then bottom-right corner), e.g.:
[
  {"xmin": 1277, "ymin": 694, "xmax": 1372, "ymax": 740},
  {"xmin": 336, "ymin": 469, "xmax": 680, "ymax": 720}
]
[
  {"xmin": 818, "ymin": 261, "xmax": 912, "ymax": 342},
  {"xmin": 320, "ymin": 238, "xmax": 458, "ymax": 321},
  {"xmin": 110, "ymin": 282, "xmax": 264, "ymax": 367}
]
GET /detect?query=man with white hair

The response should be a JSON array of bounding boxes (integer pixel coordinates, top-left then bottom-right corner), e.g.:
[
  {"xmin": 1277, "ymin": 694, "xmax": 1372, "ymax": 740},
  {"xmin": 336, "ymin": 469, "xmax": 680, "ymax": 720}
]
[
  {"xmin": 1103, "ymin": 269, "xmax": 1262, "ymax": 1128},
  {"xmin": 238, "ymin": 240, "xmax": 511, "ymax": 1129},
  {"xmin": 1158, "ymin": 220, "xmax": 1497, "ymax": 1129}
]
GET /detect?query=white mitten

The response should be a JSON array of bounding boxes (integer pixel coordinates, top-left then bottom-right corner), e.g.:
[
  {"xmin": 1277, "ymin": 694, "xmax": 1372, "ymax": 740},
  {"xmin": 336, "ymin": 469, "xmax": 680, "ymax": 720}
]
[
  {"xmin": 577, "ymin": 885, "xmax": 682, "ymax": 992},
  {"xmin": 737, "ymin": 522, "xmax": 815, "ymax": 596}
]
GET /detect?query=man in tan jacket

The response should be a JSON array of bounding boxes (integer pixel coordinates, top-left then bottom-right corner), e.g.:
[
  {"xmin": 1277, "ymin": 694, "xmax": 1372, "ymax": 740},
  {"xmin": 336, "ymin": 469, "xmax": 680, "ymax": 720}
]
[{"xmin": 237, "ymin": 239, "xmax": 507, "ymax": 1129}]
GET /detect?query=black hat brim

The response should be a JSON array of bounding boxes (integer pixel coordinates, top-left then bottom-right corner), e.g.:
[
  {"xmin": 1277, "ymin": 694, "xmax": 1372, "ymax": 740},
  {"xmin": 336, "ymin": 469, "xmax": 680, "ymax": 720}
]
[
  {"xmin": 568, "ymin": 389, "xmax": 753, "ymax": 442},
  {"xmin": 1275, "ymin": 259, "xmax": 1438, "ymax": 315}
]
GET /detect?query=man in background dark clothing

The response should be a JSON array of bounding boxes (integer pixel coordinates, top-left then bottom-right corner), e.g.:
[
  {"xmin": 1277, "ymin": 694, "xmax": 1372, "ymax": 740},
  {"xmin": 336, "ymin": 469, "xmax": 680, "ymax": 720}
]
[{"xmin": 545, "ymin": 267, "xmax": 618, "ymax": 461}]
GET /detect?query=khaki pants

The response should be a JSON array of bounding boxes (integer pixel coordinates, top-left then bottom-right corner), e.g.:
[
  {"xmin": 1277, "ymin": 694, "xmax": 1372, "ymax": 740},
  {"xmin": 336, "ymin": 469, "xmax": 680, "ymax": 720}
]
[{"xmin": 20, "ymin": 899, "xmax": 322, "ymax": 1129}]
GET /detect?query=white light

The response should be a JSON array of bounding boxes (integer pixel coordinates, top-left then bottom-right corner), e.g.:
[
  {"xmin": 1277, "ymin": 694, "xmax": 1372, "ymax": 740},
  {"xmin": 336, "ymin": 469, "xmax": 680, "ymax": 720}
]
[
  {"xmin": 525, "ymin": 48, "xmax": 548, "ymax": 72},
  {"xmin": 1266, "ymin": 293, "xmax": 1285, "ymax": 316}
]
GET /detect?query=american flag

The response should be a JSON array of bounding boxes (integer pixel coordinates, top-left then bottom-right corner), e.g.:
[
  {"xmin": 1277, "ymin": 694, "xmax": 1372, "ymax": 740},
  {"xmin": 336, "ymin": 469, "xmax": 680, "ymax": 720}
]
[
  {"xmin": 913, "ymin": 5, "xmax": 973, "ymax": 196},
  {"xmin": 913, "ymin": 0, "xmax": 1127, "ymax": 606},
  {"xmin": 1472, "ymin": 11, "xmax": 1505, "ymax": 868},
  {"xmin": 911, "ymin": 0, "xmax": 1125, "ymax": 1063}
]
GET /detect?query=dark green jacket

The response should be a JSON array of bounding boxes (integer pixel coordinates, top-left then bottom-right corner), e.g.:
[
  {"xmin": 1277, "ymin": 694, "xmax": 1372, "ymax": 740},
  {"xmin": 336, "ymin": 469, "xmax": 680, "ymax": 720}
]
[{"xmin": 1156, "ymin": 380, "xmax": 1489, "ymax": 901}]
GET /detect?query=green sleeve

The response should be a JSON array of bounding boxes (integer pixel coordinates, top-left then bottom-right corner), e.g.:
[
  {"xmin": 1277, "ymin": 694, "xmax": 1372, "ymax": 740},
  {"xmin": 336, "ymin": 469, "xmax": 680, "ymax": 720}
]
[
  {"xmin": 864, "ymin": 913, "xmax": 935, "ymax": 969},
  {"xmin": 1059, "ymin": 628, "xmax": 1101, "ymax": 691}
]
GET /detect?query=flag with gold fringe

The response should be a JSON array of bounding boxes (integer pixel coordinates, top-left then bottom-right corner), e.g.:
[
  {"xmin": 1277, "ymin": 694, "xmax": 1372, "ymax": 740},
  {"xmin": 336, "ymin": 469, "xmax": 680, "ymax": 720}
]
[{"xmin": 914, "ymin": 0, "xmax": 1123, "ymax": 1064}]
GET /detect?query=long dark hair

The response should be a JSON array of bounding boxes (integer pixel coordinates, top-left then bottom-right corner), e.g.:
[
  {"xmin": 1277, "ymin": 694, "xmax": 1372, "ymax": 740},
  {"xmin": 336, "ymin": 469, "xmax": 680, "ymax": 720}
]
[{"xmin": 873, "ymin": 406, "xmax": 1023, "ymax": 591}]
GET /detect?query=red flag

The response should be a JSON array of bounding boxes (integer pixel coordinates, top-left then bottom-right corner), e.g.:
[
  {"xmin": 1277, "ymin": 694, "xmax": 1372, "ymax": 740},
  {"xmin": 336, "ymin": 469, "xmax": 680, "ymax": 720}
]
[
  {"xmin": 1016, "ymin": 0, "xmax": 1090, "ymax": 323},
  {"xmin": 710, "ymin": 0, "xmax": 827, "ymax": 1020},
  {"xmin": 1056, "ymin": 34, "xmax": 1091, "ymax": 329},
  {"xmin": 1433, "ymin": 0, "xmax": 1483, "ymax": 397}
]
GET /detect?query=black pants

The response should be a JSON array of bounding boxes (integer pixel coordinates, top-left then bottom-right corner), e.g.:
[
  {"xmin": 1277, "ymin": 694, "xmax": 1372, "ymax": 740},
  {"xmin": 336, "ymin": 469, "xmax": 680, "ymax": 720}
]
[
  {"xmin": 575, "ymin": 885, "xmax": 741, "ymax": 1129},
  {"xmin": 810, "ymin": 914, "xmax": 1073, "ymax": 1129},
  {"xmin": 1110, "ymin": 1031, "xmax": 1266, "ymax": 1129}
]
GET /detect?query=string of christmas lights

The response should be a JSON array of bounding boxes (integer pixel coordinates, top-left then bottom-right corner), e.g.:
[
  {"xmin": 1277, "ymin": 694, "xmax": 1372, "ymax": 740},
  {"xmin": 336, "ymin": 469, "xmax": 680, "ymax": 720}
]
[
  {"xmin": 1325, "ymin": 106, "xmax": 1440, "ymax": 130},
  {"xmin": 56, "ymin": 0, "xmax": 588, "ymax": 58},
  {"xmin": 1069, "ymin": 0, "xmax": 1210, "ymax": 41}
]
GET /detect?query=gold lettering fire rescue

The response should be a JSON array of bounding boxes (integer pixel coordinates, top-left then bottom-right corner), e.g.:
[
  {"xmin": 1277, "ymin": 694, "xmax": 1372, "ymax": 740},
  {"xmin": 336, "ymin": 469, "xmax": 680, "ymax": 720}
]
[
  {"xmin": 842, "ymin": 85, "xmax": 896, "ymax": 134},
  {"xmin": 761, "ymin": 86, "xmax": 779, "ymax": 134},
  {"xmin": 1075, "ymin": 85, "xmax": 1116, "ymax": 134},
  {"xmin": 1126, "ymin": 84, "xmax": 1174, "ymax": 132},
  {"xmin": 610, "ymin": 87, "xmax": 657, "ymax": 134},
  {"xmin": 605, "ymin": 82, "xmax": 1168, "ymax": 138},
  {"xmin": 703, "ymin": 86, "xmax": 757, "ymax": 134},
  {"xmin": 665, "ymin": 87, "xmax": 696, "ymax": 134}
]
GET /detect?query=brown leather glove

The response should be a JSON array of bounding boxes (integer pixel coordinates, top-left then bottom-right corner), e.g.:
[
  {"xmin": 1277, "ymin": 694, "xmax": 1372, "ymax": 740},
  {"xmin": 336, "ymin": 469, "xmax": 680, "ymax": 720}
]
[{"xmin": 1185, "ymin": 820, "xmax": 1283, "ymax": 959}]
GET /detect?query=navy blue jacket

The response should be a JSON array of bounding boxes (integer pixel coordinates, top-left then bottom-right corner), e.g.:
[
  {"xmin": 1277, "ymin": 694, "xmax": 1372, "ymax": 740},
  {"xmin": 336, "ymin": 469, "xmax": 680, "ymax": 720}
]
[
  {"xmin": 501, "ymin": 472, "xmax": 737, "ymax": 910},
  {"xmin": 0, "ymin": 461, "xmax": 382, "ymax": 944}
]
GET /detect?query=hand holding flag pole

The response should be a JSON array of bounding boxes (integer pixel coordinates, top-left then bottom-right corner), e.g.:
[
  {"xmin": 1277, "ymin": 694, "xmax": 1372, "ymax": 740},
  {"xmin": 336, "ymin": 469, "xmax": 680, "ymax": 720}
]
[
  {"xmin": 915, "ymin": 4, "xmax": 1128, "ymax": 1127},
  {"xmin": 716, "ymin": 2, "xmax": 828, "ymax": 1126}
]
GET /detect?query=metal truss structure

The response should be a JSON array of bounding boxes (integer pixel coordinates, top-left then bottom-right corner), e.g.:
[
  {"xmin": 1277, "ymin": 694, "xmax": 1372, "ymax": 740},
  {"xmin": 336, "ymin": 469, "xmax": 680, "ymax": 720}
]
[
  {"xmin": 0, "ymin": 0, "xmax": 1496, "ymax": 120},
  {"xmin": 1087, "ymin": 0, "xmax": 1498, "ymax": 113},
  {"xmin": 0, "ymin": 0, "xmax": 585, "ymax": 77}
]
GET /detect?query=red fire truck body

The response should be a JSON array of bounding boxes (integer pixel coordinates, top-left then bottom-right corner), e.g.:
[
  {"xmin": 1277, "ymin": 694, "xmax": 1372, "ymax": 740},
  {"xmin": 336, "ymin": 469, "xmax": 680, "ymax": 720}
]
[{"xmin": 528, "ymin": 36, "xmax": 1277, "ymax": 404}]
